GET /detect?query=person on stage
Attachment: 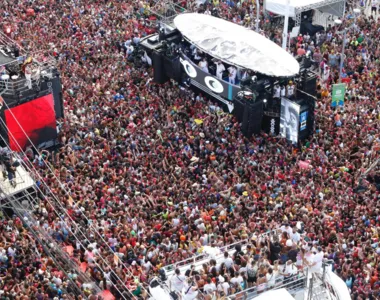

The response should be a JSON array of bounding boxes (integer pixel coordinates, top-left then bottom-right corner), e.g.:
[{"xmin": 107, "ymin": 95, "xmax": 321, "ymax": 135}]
[
  {"xmin": 215, "ymin": 61, "xmax": 225, "ymax": 80},
  {"xmin": 228, "ymin": 66, "xmax": 237, "ymax": 85},
  {"xmin": 199, "ymin": 57, "xmax": 209, "ymax": 73}
]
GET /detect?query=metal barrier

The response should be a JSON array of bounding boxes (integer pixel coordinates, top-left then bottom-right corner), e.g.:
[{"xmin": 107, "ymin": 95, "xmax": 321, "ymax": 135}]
[
  {"xmin": 147, "ymin": 0, "xmax": 187, "ymax": 26},
  {"xmin": 0, "ymin": 59, "xmax": 57, "ymax": 97},
  {"xmin": 163, "ymin": 229, "xmax": 280, "ymax": 274},
  {"xmin": 0, "ymin": 153, "xmax": 35, "ymax": 201},
  {"xmin": 227, "ymin": 270, "xmax": 308, "ymax": 300}
]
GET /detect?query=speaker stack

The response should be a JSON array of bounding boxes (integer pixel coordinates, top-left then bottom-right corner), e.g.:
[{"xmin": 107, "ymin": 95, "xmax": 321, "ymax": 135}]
[
  {"xmin": 301, "ymin": 71, "xmax": 317, "ymax": 95},
  {"xmin": 241, "ymin": 100, "xmax": 264, "ymax": 138},
  {"xmin": 233, "ymin": 92, "xmax": 264, "ymax": 138},
  {"xmin": 152, "ymin": 51, "xmax": 169, "ymax": 84}
]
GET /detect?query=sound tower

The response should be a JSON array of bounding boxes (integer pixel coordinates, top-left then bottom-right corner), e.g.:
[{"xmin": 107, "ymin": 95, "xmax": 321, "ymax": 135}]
[
  {"xmin": 302, "ymin": 71, "xmax": 317, "ymax": 95},
  {"xmin": 163, "ymin": 56, "xmax": 181, "ymax": 83},
  {"xmin": 233, "ymin": 96, "xmax": 246, "ymax": 123},
  {"xmin": 152, "ymin": 51, "xmax": 169, "ymax": 84},
  {"xmin": 241, "ymin": 100, "xmax": 264, "ymax": 138}
]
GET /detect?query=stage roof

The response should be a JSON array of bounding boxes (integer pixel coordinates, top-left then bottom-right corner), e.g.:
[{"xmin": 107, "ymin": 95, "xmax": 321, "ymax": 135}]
[
  {"xmin": 265, "ymin": 0, "xmax": 344, "ymax": 18},
  {"xmin": 174, "ymin": 13, "xmax": 299, "ymax": 77}
]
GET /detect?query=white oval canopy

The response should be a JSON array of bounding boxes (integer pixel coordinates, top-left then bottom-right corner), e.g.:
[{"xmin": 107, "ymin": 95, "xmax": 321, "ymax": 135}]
[{"xmin": 174, "ymin": 13, "xmax": 300, "ymax": 77}]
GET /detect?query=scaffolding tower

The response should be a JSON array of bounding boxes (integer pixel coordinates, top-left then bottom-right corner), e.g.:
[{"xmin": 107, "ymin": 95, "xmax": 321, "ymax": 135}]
[
  {"xmin": 147, "ymin": 0, "xmax": 187, "ymax": 28},
  {"xmin": 0, "ymin": 153, "xmax": 100, "ymax": 298}
]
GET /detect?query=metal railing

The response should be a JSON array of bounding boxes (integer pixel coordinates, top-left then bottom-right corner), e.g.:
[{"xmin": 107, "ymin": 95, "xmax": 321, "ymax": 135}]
[
  {"xmin": 147, "ymin": 0, "xmax": 187, "ymax": 26},
  {"xmin": 163, "ymin": 229, "xmax": 280, "ymax": 274},
  {"xmin": 227, "ymin": 270, "xmax": 308, "ymax": 300},
  {"xmin": 0, "ymin": 60, "xmax": 57, "ymax": 97},
  {"xmin": 0, "ymin": 153, "xmax": 35, "ymax": 199},
  {"xmin": 0, "ymin": 31, "xmax": 26, "ymax": 54}
]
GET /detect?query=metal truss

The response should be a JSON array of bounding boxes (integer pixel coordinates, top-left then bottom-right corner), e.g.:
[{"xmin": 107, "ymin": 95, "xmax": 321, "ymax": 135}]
[
  {"xmin": 294, "ymin": 0, "xmax": 346, "ymax": 26},
  {"xmin": 147, "ymin": 0, "xmax": 187, "ymax": 27}
]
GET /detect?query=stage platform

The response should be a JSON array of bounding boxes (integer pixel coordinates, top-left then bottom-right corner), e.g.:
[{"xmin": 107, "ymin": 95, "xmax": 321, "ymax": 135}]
[{"xmin": 0, "ymin": 164, "xmax": 35, "ymax": 200}]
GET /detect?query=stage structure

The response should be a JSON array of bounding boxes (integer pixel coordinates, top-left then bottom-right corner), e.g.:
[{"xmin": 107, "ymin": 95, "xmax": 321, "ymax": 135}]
[
  {"xmin": 0, "ymin": 31, "xmax": 63, "ymax": 151},
  {"xmin": 174, "ymin": 13, "xmax": 300, "ymax": 77},
  {"xmin": 265, "ymin": 0, "xmax": 346, "ymax": 26},
  {"xmin": 146, "ymin": 0, "xmax": 187, "ymax": 29},
  {"xmin": 139, "ymin": 13, "xmax": 316, "ymax": 141},
  {"xmin": 0, "ymin": 151, "xmax": 98, "ymax": 298}
]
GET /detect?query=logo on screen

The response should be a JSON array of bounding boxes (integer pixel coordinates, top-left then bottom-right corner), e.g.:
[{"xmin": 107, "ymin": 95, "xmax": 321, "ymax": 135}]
[
  {"xmin": 270, "ymin": 119, "xmax": 275, "ymax": 134},
  {"xmin": 204, "ymin": 76, "xmax": 224, "ymax": 94},
  {"xmin": 180, "ymin": 58, "xmax": 197, "ymax": 78}
]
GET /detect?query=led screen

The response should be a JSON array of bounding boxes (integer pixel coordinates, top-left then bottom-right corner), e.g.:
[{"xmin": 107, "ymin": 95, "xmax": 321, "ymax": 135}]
[
  {"xmin": 5, "ymin": 94, "xmax": 57, "ymax": 151},
  {"xmin": 280, "ymin": 97, "xmax": 300, "ymax": 144}
]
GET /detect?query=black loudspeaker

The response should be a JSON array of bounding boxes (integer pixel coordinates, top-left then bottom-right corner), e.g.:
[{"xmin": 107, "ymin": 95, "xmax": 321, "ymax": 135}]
[
  {"xmin": 302, "ymin": 72, "xmax": 317, "ymax": 95},
  {"xmin": 152, "ymin": 51, "xmax": 169, "ymax": 84},
  {"xmin": 241, "ymin": 101, "xmax": 264, "ymax": 138},
  {"xmin": 233, "ymin": 97, "xmax": 246, "ymax": 123},
  {"xmin": 163, "ymin": 56, "xmax": 181, "ymax": 82}
]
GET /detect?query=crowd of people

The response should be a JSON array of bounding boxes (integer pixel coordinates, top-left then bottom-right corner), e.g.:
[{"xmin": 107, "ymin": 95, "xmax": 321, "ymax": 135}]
[
  {"xmin": 0, "ymin": 0, "xmax": 379, "ymax": 299},
  {"xmin": 168, "ymin": 225, "xmax": 326, "ymax": 299}
]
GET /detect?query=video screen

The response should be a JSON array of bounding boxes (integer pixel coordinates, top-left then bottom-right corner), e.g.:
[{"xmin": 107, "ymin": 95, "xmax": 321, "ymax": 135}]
[
  {"xmin": 5, "ymin": 94, "xmax": 57, "ymax": 151},
  {"xmin": 280, "ymin": 97, "xmax": 300, "ymax": 144}
]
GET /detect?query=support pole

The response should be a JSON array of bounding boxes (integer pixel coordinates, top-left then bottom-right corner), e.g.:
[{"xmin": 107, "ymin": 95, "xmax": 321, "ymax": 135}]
[
  {"xmin": 338, "ymin": 29, "xmax": 347, "ymax": 83},
  {"xmin": 256, "ymin": 0, "xmax": 260, "ymax": 32},
  {"xmin": 282, "ymin": 0, "xmax": 290, "ymax": 49}
]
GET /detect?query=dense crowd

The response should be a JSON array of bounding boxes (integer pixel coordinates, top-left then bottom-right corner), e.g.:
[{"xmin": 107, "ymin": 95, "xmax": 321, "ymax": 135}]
[
  {"xmin": 0, "ymin": 0, "xmax": 379, "ymax": 299},
  {"xmin": 168, "ymin": 226, "xmax": 323, "ymax": 299}
]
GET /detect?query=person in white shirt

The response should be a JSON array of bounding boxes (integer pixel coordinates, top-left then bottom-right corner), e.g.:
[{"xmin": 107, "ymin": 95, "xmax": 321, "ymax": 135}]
[
  {"xmin": 126, "ymin": 44, "xmax": 134, "ymax": 55},
  {"xmin": 217, "ymin": 275, "xmax": 230, "ymax": 296},
  {"xmin": 280, "ymin": 85, "xmax": 286, "ymax": 97},
  {"xmin": 266, "ymin": 268, "xmax": 276, "ymax": 289},
  {"xmin": 291, "ymin": 227, "xmax": 301, "ymax": 244},
  {"xmin": 230, "ymin": 271, "xmax": 243, "ymax": 287},
  {"xmin": 221, "ymin": 252, "xmax": 234, "ymax": 270},
  {"xmin": 199, "ymin": 57, "xmax": 209, "ymax": 73},
  {"xmin": 280, "ymin": 224, "xmax": 292, "ymax": 236},
  {"xmin": 228, "ymin": 66, "xmax": 237, "ymax": 84},
  {"xmin": 287, "ymin": 81, "xmax": 295, "ymax": 99},
  {"xmin": 215, "ymin": 61, "xmax": 225, "ymax": 79},
  {"xmin": 193, "ymin": 49, "xmax": 202, "ymax": 63},
  {"xmin": 310, "ymin": 247, "xmax": 324, "ymax": 273},
  {"xmin": 203, "ymin": 278, "xmax": 217, "ymax": 295},
  {"xmin": 24, "ymin": 64, "xmax": 32, "ymax": 89},
  {"xmin": 280, "ymin": 260, "xmax": 298, "ymax": 283},
  {"xmin": 170, "ymin": 269, "xmax": 186, "ymax": 293},
  {"xmin": 184, "ymin": 280, "xmax": 198, "ymax": 300}
]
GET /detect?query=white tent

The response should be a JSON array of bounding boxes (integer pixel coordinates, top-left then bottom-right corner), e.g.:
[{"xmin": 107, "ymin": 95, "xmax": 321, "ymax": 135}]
[{"xmin": 265, "ymin": 0, "xmax": 346, "ymax": 19}]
